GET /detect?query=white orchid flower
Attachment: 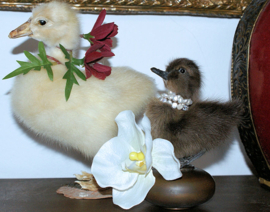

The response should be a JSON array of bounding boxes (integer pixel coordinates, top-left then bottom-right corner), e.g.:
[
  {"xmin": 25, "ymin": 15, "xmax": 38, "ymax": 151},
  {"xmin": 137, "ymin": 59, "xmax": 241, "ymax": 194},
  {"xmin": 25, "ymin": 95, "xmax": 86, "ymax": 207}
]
[{"xmin": 91, "ymin": 110, "xmax": 182, "ymax": 210}]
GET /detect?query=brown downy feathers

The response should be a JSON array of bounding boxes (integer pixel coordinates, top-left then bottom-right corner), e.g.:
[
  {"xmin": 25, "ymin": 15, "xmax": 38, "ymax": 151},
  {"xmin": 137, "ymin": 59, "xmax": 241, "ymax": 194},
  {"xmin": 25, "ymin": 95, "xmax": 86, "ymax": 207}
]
[{"xmin": 146, "ymin": 58, "xmax": 243, "ymax": 158}]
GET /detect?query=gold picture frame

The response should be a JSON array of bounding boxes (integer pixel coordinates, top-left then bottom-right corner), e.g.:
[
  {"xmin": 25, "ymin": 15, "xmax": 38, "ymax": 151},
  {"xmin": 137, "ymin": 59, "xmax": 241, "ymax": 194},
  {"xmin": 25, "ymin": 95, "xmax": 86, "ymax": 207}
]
[{"xmin": 0, "ymin": 0, "xmax": 250, "ymax": 18}]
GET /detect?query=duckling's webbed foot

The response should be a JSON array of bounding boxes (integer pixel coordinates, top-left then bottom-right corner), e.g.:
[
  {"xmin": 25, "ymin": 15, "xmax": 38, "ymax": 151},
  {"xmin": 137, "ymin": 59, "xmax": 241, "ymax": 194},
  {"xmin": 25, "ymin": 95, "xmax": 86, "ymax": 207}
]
[{"xmin": 179, "ymin": 149, "xmax": 206, "ymax": 167}]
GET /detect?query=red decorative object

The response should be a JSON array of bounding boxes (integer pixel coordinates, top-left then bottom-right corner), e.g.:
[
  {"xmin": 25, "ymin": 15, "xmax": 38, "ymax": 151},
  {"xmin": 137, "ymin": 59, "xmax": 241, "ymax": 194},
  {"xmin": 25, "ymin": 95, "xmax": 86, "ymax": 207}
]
[
  {"xmin": 84, "ymin": 43, "xmax": 114, "ymax": 80},
  {"xmin": 249, "ymin": 0, "xmax": 270, "ymax": 168},
  {"xmin": 231, "ymin": 0, "xmax": 270, "ymax": 189},
  {"xmin": 90, "ymin": 9, "xmax": 118, "ymax": 50},
  {"xmin": 84, "ymin": 9, "xmax": 118, "ymax": 80}
]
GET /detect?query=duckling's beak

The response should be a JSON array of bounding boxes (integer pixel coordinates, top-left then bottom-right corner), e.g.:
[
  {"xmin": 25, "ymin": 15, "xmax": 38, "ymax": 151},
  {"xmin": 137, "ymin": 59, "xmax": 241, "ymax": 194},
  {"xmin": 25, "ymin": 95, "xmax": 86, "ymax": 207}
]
[
  {"xmin": 8, "ymin": 19, "xmax": 33, "ymax": 39},
  {"xmin": 151, "ymin": 67, "xmax": 169, "ymax": 80}
]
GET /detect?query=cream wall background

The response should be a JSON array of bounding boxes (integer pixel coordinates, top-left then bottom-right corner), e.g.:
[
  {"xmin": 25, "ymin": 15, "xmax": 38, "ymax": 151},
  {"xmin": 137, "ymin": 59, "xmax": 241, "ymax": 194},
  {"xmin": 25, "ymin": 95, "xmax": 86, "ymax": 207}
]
[{"xmin": 0, "ymin": 10, "xmax": 254, "ymax": 178}]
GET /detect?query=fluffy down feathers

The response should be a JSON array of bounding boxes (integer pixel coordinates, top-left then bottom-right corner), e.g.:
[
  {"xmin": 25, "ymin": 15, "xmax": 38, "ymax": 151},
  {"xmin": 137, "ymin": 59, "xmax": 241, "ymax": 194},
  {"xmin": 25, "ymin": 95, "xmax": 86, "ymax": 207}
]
[
  {"xmin": 12, "ymin": 65, "xmax": 155, "ymax": 157},
  {"xmin": 146, "ymin": 98, "xmax": 243, "ymax": 158},
  {"xmin": 10, "ymin": 1, "xmax": 156, "ymax": 158},
  {"xmin": 30, "ymin": 1, "xmax": 80, "ymax": 50},
  {"xmin": 146, "ymin": 58, "xmax": 243, "ymax": 158}
]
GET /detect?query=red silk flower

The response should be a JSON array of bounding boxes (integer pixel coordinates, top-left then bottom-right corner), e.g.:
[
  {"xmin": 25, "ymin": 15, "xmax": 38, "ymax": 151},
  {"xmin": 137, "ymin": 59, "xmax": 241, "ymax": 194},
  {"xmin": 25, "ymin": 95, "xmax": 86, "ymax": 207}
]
[
  {"xmin": 90, "ymin": 10, "xmax": 118, "ymax": 50},
  {"xmin": 84, "ymin": 43, "xmax": 114, "ymax": 80},
  {"xmin": 84, "ymin": 10, "xmax": 118, "ymax": 80}
]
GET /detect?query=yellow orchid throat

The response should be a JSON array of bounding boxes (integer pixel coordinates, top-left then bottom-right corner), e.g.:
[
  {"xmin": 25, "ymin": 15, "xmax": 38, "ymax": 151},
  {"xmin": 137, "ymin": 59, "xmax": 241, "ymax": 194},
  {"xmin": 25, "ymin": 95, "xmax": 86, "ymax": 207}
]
[
  {"xmin": 129, "ymin": 152, "xmax": 146, "ymax": 169},
  {"xmin": 129, "ymin": 152, "xmax": 145, "ymax": 161}
]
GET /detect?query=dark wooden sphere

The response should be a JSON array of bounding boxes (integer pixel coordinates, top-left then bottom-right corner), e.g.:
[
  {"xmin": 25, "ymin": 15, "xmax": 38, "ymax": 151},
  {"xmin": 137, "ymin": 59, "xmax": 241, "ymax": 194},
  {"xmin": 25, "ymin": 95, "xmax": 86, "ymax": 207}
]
[{"xmin": 146, "ymin": 166, "xmax": 215, "ymax": 210}]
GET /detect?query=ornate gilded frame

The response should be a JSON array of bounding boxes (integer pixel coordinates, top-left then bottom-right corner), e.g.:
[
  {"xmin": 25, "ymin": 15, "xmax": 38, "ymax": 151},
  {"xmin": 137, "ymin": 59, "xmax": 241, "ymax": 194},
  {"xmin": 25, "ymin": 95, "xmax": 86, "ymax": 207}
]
[
  {"xmin": 0, "ymin": 0, "xmax": 250, "ymax": 18},
  {"xmin": 231, "ymin": 0, "xmax": 270, "ymax": 186}
]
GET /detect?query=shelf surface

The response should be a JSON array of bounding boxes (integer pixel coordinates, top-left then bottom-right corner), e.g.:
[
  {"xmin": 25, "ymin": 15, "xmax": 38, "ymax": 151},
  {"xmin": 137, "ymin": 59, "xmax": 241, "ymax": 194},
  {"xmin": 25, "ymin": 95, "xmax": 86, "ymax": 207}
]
[{"xmin": 0, "ymin": 176, "xmax": 270, "ymax": 212}]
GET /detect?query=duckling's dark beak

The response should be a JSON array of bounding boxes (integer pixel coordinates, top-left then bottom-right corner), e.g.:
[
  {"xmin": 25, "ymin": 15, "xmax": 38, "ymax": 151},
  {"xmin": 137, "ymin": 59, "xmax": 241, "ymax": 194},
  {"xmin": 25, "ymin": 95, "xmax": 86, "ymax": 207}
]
[{"xmin": 151, "ymin": 67, "xmax": 168, "ymax": 80}]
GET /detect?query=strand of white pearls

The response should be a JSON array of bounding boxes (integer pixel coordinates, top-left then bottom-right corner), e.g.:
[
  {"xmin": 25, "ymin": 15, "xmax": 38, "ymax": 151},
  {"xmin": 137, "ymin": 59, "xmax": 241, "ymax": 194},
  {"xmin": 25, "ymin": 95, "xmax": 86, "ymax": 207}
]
[{"xmin": 159, "ymin": 91, "xmax": 193, "ymax": 111}]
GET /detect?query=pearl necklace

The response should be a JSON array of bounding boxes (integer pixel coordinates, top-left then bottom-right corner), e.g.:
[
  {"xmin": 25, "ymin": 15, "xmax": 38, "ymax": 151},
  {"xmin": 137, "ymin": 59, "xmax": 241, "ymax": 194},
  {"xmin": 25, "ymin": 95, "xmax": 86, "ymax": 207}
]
[{"xmin": 159, "ymin": 91, "xmax": 193, "ymax": 111}]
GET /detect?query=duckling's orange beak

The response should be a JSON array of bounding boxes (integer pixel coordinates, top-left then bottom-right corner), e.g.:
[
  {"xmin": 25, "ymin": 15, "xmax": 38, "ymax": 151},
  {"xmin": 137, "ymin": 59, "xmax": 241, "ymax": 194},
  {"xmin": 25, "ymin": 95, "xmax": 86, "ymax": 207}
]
[
  {"xmin": 8, "ymin": 19, "xmax": 33, "ymax": 39},
  {"xmin": 151, "ymin": 67, "xmax": 169, "ymax": 80}
]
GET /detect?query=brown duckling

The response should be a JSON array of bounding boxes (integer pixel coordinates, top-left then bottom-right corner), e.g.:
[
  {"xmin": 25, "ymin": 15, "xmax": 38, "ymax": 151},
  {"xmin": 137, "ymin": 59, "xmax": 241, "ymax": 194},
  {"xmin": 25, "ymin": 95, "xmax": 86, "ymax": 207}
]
[{"xmin": 146, "ymin": 58, "xmax": 243, "ymax": 162}]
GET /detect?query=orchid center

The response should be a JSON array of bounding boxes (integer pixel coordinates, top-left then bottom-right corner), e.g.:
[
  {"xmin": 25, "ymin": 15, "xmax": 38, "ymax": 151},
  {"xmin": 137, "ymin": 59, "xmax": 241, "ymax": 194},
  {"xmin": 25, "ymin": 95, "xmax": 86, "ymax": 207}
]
[
  {"xmin": 129, "ymin": 152, "xmax": 145, "ymax": 161},
  {"xmin": 128, "ymin": 151, "xmax": 147, "ymax": 171}
]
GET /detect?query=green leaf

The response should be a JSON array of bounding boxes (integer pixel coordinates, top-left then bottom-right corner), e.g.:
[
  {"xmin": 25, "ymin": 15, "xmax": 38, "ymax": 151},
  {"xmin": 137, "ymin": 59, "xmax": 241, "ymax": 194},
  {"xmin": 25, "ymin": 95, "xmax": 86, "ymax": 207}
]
[
  {"xmin": 17, "ymin": 60, "xmax": 35, "ymax": 67},
  {"xmin": 44, "ymin": 64, "xmax": 53, "ymax": 81},
  {"xmin": 24, "ymin": 51, "xmax": 41, "ymax": 65},
  {"xmin": 72, "ymin": 57, "xmax": 85, "ymax": 67},
  {"xmin": 3, "ymin": 66, "xmax": 32, "ymax": 79},
  {"xmin": 3, "ymin": 41, "xmax": 53, "ymax": 81},
  {"xmin": 59, "ymin": 44, "xmax": 86, "ymax": 101},
  {"xmin": 37, "ymin": 41, "xmax": 47, "ymax": 61},
  {"xmin": 82, "ymin": 33, "xmax": 94, "ymax": 44},
  {"xmin": 37, "ymin": 42, "xmax": 53, "ymax": 81},
  {"xmin": 71, "ymin": 64, "xmax": 86, "ymax": 81},
  {"xmin": 22, "ymin": 53, "xmax": 41, "ymax": 71},
  {"xmin": 59, "ymin": 44, "xmax": 71, "ymax": 60},
  {"xmin": 63, "ymin": 66, "xmax": 79, "ymax": 101},
  {"xmin": 62, "ymin": 61, "xmax": 79, "ymax": 101}
]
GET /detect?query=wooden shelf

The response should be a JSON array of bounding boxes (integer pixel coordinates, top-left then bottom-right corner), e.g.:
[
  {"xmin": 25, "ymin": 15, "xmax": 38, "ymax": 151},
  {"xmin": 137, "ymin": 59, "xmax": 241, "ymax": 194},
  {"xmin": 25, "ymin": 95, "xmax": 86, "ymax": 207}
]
[{"xmin": 1, "ymin": 176, "xmax": 269, "ymax": 211}]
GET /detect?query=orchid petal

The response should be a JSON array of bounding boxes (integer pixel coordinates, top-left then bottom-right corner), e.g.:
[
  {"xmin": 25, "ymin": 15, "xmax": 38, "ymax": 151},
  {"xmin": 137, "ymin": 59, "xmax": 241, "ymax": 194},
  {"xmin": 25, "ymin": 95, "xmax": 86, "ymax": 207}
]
[
  {"xmin": 92, "ymin": 9, "xmax": 106, "ymax": 31},
  {"xmin": 152, "ymin": 138, "xmax": 182, "ymax": 180},
  {"xmin": 92, "ymin": 137, "xmax": 139, "ymax": 190},
  {"xmin": 140, "ymin": 114, "xmax": 153, "ymax": 172},
  {"xmin": 124, "ymin": 159, "xmax": 147, "ymax": 174},
  {"xmin": 140, "ymin": 113, "xmax": 152, "ymax": 132},
  {"xmin": 115, "ymin": 111, "xmax": 144, "ymax": 152},
  {"xmin": 113, "ymin": 170, "xmax": 155, "ymax": 209}
]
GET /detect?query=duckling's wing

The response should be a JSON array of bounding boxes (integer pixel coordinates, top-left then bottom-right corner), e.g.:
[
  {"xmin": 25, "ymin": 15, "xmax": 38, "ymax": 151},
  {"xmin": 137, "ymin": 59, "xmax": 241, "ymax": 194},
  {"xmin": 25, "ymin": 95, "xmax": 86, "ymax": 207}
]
[{"xmin": 168, "ymin": 100, "xmax": 243, "ymax": 157}]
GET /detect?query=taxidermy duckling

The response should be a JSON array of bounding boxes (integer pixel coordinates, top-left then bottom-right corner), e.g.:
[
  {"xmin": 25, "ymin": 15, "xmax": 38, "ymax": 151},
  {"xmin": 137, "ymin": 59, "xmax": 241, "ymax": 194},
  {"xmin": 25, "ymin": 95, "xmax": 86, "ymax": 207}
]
[
  {"xmin": 6, "ymin": 1, "xmax": 155, "ymax": 158},
  {"xmin": 146, "ymin": 58, "xmax": 243, "ymax": 160}
]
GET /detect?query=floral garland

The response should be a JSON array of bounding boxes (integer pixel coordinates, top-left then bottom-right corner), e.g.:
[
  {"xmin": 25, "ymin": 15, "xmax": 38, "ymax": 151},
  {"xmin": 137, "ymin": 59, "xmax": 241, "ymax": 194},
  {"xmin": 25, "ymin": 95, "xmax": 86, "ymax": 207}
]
[{"xmin": 3, "ymin": 10, "xmax": 118, "ymax": 101}]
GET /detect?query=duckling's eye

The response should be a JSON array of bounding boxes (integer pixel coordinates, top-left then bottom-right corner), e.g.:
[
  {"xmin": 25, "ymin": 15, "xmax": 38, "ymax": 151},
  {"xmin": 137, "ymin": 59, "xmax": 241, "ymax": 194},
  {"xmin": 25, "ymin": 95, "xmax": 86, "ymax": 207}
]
[
  {"xmin": 39, "ymin": 20, "xmax": 47, "ymax": 26},
  {"xmin": 179, "ymin": 68, "xmax": 186, "ymax": 73}
]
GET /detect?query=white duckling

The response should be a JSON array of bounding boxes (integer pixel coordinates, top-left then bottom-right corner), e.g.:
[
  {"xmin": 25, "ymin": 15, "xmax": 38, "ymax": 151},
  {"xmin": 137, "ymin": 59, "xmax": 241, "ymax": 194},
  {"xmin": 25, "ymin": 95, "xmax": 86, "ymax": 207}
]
[{"xmin": 7, "ymin": 1, "xmax": 156, "ymax": 158}]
